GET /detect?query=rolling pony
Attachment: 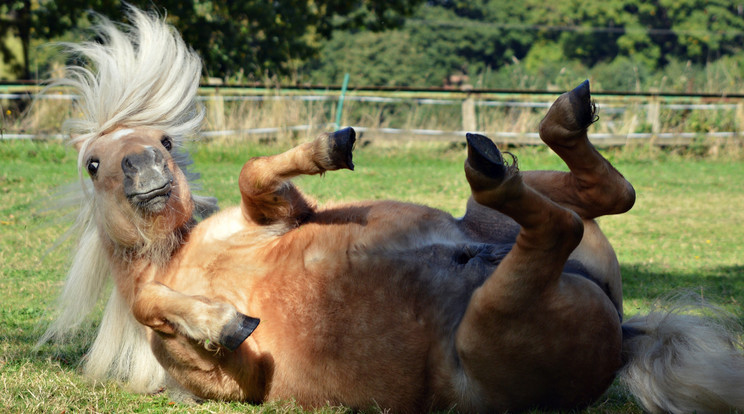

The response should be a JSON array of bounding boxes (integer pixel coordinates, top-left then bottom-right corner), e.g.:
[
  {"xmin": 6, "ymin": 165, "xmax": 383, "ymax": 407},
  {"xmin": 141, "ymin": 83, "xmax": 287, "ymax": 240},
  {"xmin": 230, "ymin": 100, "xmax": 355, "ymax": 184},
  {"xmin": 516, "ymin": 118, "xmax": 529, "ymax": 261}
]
[{"xmin": 41, "ymin": 7, "xmax": 744, "ymax": 413}]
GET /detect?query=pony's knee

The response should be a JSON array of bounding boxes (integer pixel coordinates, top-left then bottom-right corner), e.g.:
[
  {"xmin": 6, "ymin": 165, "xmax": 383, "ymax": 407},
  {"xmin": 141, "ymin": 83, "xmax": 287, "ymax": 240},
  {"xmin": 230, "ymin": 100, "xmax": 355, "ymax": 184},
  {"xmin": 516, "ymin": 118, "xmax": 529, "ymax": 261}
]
[{"xmin": 238, "ymin": 154, "xmax": 316, "ymax": 226}]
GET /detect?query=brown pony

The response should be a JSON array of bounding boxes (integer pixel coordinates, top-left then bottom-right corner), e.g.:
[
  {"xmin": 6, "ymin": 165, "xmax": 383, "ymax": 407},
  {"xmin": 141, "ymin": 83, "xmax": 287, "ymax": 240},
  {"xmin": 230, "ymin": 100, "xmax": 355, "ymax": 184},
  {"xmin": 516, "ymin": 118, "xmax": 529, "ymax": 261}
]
[{"xmin": 41, "ymin": 8, "xmax": 744, "ymax": 413}]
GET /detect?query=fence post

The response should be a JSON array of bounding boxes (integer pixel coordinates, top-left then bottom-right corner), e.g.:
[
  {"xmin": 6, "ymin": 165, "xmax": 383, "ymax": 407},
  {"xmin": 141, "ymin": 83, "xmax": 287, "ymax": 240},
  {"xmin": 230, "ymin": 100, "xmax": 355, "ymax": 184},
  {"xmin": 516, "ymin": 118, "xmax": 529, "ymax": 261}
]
[
  {"xmin": 462, "ymin": 93, "xmax": 477, "ymax": 132},
  {"xmin": 646, "ymin": 94, "xmax": 660, "ymax": 142},
  {"xmin": 208, "ymin": 89, "xmax": 225, "ymax": 133},
  {"xmin": 736, "ymin": 102, "xmax": 744, "ymax": 136}
]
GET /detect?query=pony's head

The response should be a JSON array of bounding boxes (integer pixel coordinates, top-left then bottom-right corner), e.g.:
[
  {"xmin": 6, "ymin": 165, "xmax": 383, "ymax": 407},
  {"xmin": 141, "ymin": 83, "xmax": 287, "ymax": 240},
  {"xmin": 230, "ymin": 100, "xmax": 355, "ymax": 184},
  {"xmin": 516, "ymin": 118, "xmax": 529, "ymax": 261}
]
[
  {"xmin": 39, "ymin": 6, "xmax": 216, "ymax": 391},
  {"xmin": 55, "ymin": 6, "xmax": 218, "ymax": 258},
  {"xmin": 77, "ymin": 127, "xmax": 195, "ymax": 256}
]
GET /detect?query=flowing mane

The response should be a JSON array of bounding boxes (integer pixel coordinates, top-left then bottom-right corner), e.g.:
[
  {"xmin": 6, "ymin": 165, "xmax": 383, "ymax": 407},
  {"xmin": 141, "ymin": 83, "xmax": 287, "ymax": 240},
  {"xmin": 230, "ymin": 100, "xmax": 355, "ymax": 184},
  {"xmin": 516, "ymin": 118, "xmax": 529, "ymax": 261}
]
[{"xmin": 38, "ymin": 7, "xmax": 214, "ymax": 392}]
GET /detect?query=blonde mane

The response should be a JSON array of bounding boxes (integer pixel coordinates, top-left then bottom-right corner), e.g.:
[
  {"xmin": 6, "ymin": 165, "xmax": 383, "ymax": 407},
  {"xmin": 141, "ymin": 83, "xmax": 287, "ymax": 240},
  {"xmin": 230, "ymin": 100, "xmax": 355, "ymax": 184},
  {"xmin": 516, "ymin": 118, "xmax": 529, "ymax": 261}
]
[{"xmin": 39, "ymin": 7, "xmax": 214, "ymax": 392}]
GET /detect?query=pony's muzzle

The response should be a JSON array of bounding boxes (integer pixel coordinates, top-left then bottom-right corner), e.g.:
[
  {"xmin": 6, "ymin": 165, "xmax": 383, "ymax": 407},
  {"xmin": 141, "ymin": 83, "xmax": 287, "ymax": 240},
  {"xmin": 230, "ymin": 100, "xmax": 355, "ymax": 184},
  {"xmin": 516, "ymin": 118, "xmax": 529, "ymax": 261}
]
[{"xmin": 122, "ymin": 146, "xmax": 174, "ymax": 212}]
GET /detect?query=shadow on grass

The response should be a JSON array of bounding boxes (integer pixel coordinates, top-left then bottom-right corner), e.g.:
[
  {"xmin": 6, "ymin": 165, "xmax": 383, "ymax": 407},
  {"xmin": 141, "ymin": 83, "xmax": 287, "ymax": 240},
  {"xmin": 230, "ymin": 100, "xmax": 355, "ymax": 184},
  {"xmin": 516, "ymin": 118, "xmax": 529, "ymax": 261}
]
[
  {"xmin": 621, "ymin": 263, "xmax": 744, "ymax": 316},
  {"xmin": 1, "ymin": 314, "xmax": 92, "ymax": 369}
]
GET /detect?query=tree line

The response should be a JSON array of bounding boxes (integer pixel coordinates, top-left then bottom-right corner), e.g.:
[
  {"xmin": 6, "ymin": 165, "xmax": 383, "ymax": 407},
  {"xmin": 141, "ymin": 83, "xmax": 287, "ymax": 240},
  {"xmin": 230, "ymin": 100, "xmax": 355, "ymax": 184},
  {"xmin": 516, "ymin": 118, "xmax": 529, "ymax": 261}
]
[{"xmin": 2, "ymin": 0, "xmax": 744, "ymax": 92}]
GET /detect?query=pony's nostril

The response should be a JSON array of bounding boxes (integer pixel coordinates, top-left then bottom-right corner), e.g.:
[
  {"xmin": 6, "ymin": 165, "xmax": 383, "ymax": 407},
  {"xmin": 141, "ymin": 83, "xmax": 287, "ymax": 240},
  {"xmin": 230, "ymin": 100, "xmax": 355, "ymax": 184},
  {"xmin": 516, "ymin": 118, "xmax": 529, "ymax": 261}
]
[{"xmin": 122, "ymin": 156, "xmax": 137, "ymax": 174}]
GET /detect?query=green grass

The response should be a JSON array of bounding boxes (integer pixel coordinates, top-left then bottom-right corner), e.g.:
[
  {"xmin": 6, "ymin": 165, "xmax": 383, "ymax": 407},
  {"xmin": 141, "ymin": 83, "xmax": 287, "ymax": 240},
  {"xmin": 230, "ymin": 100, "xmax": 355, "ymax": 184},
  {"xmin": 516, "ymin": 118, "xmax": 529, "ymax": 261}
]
[{"xmin": 1, "ymin": 138, "xmax": 743, "ymax": 413}]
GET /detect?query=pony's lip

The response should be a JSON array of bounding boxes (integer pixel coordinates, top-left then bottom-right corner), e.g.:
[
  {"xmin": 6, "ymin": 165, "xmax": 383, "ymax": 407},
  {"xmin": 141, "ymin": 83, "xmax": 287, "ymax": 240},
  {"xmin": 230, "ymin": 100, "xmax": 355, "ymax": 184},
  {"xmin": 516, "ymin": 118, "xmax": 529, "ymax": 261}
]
[{"xmin": 128, "ymin": 182, "xmax": 172, "ymax": 206}]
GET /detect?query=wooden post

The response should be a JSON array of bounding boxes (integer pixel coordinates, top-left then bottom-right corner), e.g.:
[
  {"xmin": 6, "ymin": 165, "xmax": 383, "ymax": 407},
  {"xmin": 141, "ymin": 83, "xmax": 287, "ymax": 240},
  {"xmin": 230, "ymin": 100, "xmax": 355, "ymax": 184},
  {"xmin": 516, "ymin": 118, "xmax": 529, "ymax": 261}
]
[
  {"xmin": 646, "ymin": 96, "xmax": 660, "ymax": 144},
  {"xmin": 735, "ymin": 102, "xmax": 744, "ymax": 134},
  {"xmin": 208, "ymin": 90, "xmax": 225, "ymax": 134},
  {"xmin": 462, "ymin": 94, "xmax": 477, "ymax": 132}
]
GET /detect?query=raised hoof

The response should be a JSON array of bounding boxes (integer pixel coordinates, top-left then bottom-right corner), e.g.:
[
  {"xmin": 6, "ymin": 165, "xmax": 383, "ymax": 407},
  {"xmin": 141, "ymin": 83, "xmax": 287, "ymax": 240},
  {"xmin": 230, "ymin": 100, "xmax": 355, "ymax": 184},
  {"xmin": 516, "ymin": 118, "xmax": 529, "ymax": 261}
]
[
  {"xmin": 465, "ymin": 133, "xmax": 506, "ymax": 180},
  {"xmin": 567, "ymin": 80, "xmax": 597, "ymax": 129},
  {"xmin": 219, "ymin": 313, "xmax": 260, "ymax": 351},
  {"xmin": 327, "ymin": 127, "xmax": 356, "ymax": 171}
]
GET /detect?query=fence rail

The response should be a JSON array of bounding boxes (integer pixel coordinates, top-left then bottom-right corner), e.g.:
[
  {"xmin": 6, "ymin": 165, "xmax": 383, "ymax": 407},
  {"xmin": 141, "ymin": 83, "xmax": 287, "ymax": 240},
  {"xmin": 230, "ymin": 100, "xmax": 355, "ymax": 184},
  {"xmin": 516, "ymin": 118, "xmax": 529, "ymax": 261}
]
[{"xmin": 2, "ymin": 82, "xmax": 744, "ymax": 146}]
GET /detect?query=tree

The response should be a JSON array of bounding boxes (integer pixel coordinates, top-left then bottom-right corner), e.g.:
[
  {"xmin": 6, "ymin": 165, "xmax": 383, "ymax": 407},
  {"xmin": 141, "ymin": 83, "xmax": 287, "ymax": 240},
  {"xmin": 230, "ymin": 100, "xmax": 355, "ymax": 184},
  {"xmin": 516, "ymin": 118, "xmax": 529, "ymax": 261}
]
[
  {"xmin": 0, "ymin": 0, "xmax": 424, "ymax": 81},
  {"xmin": 306, "ymin": 0, "xmax": 538, "ymax": 87},
  {"xmin": 523, "ymin": 0, "xmax": 744, "ymax": 68},
  {"xmin": 0, "ymin": 0, "xmax": 31, "ymax": 79}
]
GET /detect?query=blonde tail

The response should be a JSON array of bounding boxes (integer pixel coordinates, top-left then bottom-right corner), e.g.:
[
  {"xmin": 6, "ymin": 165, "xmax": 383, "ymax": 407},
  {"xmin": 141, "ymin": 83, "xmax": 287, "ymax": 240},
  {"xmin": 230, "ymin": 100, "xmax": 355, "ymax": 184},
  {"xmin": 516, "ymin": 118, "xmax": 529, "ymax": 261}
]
[{"xmin": 620, "ymin": 298, "xmax": 744, "ymax": 413}]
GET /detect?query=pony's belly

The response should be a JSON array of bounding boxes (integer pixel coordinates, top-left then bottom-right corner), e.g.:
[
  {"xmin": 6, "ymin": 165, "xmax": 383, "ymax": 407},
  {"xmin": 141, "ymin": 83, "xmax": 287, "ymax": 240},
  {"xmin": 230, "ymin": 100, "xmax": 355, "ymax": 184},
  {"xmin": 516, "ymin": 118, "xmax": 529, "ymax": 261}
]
[
  {"xmin": 165, "ymin": 205, "xmax": 615, "ymax": 410},
  {"xmin": 239, "ymin": 239, "xmax": 513, "ymax": 410}
]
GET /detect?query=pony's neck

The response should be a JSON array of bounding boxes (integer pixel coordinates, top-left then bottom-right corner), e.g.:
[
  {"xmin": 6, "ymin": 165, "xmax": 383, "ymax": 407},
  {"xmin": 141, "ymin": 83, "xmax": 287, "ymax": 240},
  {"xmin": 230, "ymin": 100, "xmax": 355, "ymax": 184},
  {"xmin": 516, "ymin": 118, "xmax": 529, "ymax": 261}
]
[
  {"xmin": 103, "ymin": 220, "xmax": 193, "ymax": 305},
  {"xmin": 105, "ymin": 219, "xmax": 194, "ymax": 272}
]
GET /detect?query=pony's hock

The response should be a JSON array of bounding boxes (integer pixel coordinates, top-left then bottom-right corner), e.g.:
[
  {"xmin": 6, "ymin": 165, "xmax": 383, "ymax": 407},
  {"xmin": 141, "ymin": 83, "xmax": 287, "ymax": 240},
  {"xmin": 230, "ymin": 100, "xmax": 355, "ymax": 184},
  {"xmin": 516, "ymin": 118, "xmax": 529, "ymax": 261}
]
[{"xmin": 41, "ymin": 6, "xmax": 744, "ymax": 414}]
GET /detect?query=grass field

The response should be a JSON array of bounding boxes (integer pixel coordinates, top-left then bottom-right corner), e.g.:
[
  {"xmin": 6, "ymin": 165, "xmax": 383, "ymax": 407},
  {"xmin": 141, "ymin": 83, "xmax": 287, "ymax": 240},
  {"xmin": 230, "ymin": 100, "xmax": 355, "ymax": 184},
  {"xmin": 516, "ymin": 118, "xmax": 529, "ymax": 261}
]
[{"xmin": 1, "ymin": 137, "xmax": 743, "ymax": 413}]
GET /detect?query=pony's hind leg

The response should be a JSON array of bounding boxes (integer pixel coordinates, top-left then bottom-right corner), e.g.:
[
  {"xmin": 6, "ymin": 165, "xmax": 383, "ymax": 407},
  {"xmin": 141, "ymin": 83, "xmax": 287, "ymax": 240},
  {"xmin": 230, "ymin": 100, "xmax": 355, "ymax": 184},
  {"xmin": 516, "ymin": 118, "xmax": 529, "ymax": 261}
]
[
  {"xmin": 454, "ymin": 135, "xmax": 622, "ymax": 410},
  {"xmin": 238, "ymin": 127, "xmax": 355, "ymax": 226},
  {"xmin": 524, "ymin": 80, "xmax": 635, "ymax": 219},
  {"xmin": 463, "ymin": 133, "xmax": 583, "ymax": 281}
]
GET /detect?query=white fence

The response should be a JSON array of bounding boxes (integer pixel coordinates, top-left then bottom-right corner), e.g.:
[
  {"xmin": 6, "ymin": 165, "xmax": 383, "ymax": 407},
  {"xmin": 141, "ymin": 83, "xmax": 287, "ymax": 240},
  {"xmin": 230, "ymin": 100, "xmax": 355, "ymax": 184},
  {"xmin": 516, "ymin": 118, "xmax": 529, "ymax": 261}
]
[{"xmin": 2, "ymin": 85, "xmax": 744, "ymax": 146}]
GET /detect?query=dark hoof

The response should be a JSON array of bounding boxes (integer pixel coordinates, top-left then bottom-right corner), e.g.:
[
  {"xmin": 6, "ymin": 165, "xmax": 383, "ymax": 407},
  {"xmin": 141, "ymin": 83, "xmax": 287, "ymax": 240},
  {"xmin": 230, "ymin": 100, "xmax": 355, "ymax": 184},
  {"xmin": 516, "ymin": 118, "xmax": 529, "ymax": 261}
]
[
  {"xmin": 465, "ymin": 133, "xmax": 506, "ymax": 180},
  {"xmin": 328, "ymin": 127, "xmax": 356, "ymax": 171},
  {"xmin": 568, "ymin": 80, "xmax": 597, "ymax": 129},
  {"xmin": 219, "ymin": 313, "xmax": 260, "ymax": 351}
]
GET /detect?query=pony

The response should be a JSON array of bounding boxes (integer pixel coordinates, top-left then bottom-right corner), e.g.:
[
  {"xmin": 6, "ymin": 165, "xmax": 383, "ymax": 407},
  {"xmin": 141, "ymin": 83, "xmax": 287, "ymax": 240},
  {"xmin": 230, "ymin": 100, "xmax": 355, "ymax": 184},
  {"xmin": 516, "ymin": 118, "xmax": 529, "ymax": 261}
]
[{"xmin": 40, "ymin": 7, "xmax": 744, "ymax": 413}]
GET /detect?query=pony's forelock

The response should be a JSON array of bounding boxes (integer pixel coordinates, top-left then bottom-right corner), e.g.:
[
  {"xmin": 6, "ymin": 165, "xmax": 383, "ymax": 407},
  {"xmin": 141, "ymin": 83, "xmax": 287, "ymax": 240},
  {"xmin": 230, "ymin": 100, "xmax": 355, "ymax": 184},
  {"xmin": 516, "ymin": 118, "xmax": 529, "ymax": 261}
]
[{"xmin": 55, "ymin": 7, "xmax": 204, "ymax": 146}]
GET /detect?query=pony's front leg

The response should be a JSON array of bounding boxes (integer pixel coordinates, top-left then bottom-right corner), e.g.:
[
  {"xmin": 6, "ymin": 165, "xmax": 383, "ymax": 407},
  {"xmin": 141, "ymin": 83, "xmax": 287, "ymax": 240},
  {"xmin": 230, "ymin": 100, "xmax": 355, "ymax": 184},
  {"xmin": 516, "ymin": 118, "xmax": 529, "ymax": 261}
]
[
  {"xmin": 239, "ymin": 127, "xmax": 355, "ymax": 226},
  {"xmin": 131, "ymin": 282, "xmax": 259, "ymax": 350}
]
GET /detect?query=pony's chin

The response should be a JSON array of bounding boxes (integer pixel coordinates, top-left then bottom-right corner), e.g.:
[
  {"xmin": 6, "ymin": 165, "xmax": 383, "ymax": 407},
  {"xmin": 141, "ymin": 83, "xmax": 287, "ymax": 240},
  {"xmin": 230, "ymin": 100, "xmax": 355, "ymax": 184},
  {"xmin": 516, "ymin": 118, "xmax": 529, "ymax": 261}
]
[{"xmin": 135, "ymin": 194, "xmax": 170, "ymax": 214}]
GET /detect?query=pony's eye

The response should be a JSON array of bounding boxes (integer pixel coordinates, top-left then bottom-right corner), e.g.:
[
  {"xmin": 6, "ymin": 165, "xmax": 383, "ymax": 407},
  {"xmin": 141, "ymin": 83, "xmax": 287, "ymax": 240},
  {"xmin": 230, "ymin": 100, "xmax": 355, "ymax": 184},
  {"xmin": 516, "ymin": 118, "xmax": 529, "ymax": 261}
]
[
  {"xmin": 161, "ymin": 136, "xmax": 173, "ymax": 151},
  {"xmin": 87, "ymin": 159, "xmax": 99, "ymax": 176}
]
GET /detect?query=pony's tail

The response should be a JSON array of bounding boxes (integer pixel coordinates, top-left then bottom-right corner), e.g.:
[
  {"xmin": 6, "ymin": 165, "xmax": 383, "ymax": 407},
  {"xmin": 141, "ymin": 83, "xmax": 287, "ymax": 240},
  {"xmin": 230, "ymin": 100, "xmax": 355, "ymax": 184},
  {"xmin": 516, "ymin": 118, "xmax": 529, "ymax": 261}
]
[{"xmin": 619, "ymin": 297, "xmax": 744, "ymax": 413}]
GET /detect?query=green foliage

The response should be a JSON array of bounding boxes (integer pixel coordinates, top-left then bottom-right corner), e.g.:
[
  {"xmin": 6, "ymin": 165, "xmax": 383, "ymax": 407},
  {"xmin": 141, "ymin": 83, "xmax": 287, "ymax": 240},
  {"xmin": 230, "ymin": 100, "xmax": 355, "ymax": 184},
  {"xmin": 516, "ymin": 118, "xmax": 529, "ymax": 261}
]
[
  {"xmin": 306, "ymin": 1, "xmax": 538, "ymax": 87},
  {"xmin": 2, "ymin": 0, "xmax": 423, "ymax": 81},
  {"xmin": 0, "ymin": 0, "xmax": 30, "ymax": 78},
  {"xmin": 302, "ymin": 29, "xmax": 427, "ymax": 86},
  {"xmin": 304, "ymin": 0, "xmax": 744, "ymax": 91},
  {"xmin": 143, "ymin": 0, "xmax": 423, "ymax": 80},
  {"xmin": 5, "ymin": 0, "xmax": 744, "ymax": 90}
]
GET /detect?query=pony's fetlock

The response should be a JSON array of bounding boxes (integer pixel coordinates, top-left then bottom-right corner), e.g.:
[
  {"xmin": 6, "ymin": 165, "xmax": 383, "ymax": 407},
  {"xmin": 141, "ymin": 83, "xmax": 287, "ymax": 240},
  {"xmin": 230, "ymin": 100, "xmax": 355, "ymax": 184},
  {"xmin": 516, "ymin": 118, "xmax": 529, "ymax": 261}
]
[
  {"xmin": 464, "ymin": 133, "xmax": 522, "ymax": 207},
  {"xmin": 539, "ymin": 80, "xmax": 597, "ymax": 147},
  {"xmin": 313, "ymin": 127, "xmax": 356, "ymax": 172},
  {"xmin": 465, "ymin": 133, "xmax": 507, "ymax": 181}
]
